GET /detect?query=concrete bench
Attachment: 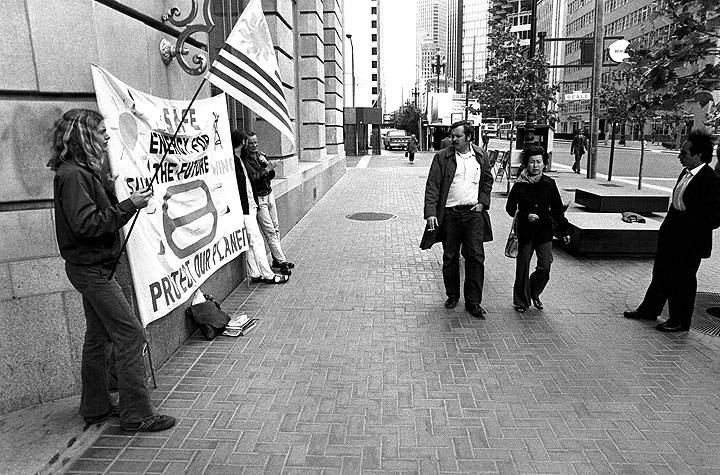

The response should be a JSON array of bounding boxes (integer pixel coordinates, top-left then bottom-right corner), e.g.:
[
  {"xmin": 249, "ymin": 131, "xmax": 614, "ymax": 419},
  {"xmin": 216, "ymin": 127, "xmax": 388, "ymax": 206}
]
[
  {"xmin": 564, "ymin": 212, "xmax": 661, "ymax": 257},
  {"xmin": 574, "ymin": 187, "xmax": 669, "ymax": 213}
]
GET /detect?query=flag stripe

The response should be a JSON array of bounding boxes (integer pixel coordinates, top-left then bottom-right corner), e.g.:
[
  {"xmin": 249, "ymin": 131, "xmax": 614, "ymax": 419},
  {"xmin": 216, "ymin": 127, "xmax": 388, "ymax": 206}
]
[
  {"xmin": 208, "ymin": 67, "xmax": 293, "ymax": 133},
  {"xmin": 215, "ymin": 53, "xmax": 290, "ymax": 118},
  {"xmin": 223, "ymin": 44, "xmax": 285, "ymax": 98},
  {"xmin": 218, "ymin": 49, "xmax": 288, "ymax": 110}
]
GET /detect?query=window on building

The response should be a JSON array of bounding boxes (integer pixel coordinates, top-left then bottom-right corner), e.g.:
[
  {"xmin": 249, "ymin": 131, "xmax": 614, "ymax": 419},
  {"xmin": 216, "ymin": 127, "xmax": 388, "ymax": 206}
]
[
  {"xmin": 372, "ymin": 87, "xmax": 378, "ymax": 95},
  {"xmin": 371, "ymin": 60, "xmax": 377, "ymax": 68},
  {"xmin": 372, "ymin": 34, "xmax": 377, "ymax": 41},
  {"xmin": 371, "ymin": 6, "xmax": 377, "ymax": 14},
  {"xmin": 372, "ymin": 47, "xmax": 377, "ymax": 55}
]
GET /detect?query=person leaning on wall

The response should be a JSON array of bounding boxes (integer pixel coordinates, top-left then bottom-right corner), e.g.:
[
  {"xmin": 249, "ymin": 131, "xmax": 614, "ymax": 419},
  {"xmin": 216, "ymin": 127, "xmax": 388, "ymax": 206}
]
[
  {"xmin": 49, "ymin": 108, "xmax": 175, "ymax": 432},
  {"xmin": 241, "ymin": 132, "xmax": 295, "ymax": 275}
]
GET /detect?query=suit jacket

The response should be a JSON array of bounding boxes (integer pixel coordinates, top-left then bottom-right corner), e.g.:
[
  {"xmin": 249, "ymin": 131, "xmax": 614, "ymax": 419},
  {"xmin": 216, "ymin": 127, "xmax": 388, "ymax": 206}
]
[
  {"xmin": 422, "ymin": 144, "xmax": 494, "ymax": 247},
  {"xmin": 570, "ymin": 135, "xmax": 587, "ymax": 155},
  {"xmin": 659, "ymin": 164, "xmax": 720, "ymax": 259}
]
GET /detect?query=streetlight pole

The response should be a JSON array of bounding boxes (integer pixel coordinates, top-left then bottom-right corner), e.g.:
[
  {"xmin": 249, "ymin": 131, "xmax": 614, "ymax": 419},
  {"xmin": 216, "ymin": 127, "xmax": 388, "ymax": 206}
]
[
  {"xmin": 587, "ymin": 0, "xmax": 604, "ymax": 178},
  {"xmin": 434, "ymin": 51, "xmax": 443, "ymax": 93},
  {"xmin": 345, "ymin": 34, "xmax": 355, "ymax": 107}
]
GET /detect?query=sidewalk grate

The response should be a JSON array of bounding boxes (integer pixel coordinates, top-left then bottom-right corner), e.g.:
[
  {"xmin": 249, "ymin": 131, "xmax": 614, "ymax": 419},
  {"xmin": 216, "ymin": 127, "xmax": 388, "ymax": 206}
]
[
  {"xmin": 346, "ymin": 212, "xmax": 396, "ymax": 221},
  {"xmin": 691, "ymin": 292, "xmax": 720, "ymax": 337}
]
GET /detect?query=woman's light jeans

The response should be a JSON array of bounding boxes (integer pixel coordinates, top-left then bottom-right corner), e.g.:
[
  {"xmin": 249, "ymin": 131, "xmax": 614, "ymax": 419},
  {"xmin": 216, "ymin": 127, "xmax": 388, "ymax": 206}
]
[{"xmin": 256, "ymin": 190, "xmax": 286, "ymax": 263}]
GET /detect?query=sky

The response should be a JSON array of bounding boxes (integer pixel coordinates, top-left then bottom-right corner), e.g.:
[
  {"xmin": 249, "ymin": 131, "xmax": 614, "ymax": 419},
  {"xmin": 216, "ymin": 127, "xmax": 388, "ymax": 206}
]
[{"xmin": 380, "ymin": 0, "xmax": 417, "ymax": 113}]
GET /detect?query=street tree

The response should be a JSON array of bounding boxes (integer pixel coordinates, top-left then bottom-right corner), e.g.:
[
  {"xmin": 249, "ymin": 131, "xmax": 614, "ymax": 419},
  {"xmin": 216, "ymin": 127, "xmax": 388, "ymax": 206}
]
[
  {"xmin": 616, "ymin": 48, "xmax": 663, "ymax": 189},
  {"xmin": 393, "ymin": 100, "xmax": 421, "ymax": 138},
  {"xmin": 641, "ymin": 0, "xmax": 720, "ymax": 115},
  {"xmin": 470, "ymin": 21, "xmax": 558, "ymax": 128}
]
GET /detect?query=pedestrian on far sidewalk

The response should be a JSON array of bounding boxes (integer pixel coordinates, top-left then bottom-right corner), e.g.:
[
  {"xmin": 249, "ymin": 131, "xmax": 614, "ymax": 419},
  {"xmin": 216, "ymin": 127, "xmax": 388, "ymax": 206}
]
[
  {"xmin": 242, "ymin": 132, "xmax": 295, "ymax": 275},
  {"xmin": 570, "ymin": 130, "xmax": 587, "ymax": 174},
  {"xmin": 624, "ymin": 129, "xmax": 720, "ymax": 332},
  {"xmin": 505, "ymin": 145, "xmax": 570, "ymax": 313},
  {"xmin": 424, "ymin": 120, "xmax": 494, "ymax": 319},
  {"xmin": 49, "ymin": 109, "xmax": 175, "ymax": 432},
  {"xmin": 406, "ymin": 134, "xmax": 418, "ymax": 163},
  {"xmin": 232, "ymin": 130, "xmax": 288, "ymax": 284}
]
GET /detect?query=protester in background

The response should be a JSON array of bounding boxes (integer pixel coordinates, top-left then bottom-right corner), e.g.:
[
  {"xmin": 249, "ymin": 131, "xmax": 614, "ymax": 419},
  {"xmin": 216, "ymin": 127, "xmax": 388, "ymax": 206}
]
[
  {"xmin": 231, "ymin": 130, "xmax": 289, "ymax": 284},
  {"xmin": 570, "ymin": 130, "xmax": 587, "ymax": 174},
  {"xmin": 505, "ymin": 145, "xmax": 570, "ymax": 313},
  {"xmin": 49, "ymin": 109, "xmax": 175, "ymax": 432},
  {"xmin": 625, "ymin": 130, "xmax": 720, "ymax": 332},
  {"xmin": 424, "ymin": 120, "xmax": 494, "ymax": 318},
  {"xmin": 241, "ymin": 132, "xmax": 295, "ymax": 275},
  {"xmin": 406, "ymin": 134, "xmax": 418, "ymax": 163}
]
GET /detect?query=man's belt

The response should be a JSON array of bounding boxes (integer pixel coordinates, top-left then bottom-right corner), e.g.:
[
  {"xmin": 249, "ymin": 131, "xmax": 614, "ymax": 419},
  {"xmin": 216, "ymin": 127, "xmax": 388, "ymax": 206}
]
[{"xmin": 446, "ymin": 204, "xmax": 476, "ymax": 211}]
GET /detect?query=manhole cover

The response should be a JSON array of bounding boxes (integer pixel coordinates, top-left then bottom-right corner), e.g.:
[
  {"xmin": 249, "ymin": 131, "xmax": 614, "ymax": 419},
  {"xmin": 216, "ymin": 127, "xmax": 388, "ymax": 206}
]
[
  {"xmin": 563, "ymin": 188, "xmax": 576, "ymax": 192},
  {"xmin": 691, "ymin": 292, "xmax": 720, "ymax": 336},
  {"xmin": 598, "ymin": 183, "xmax": 623, "ymax": 188},
  {"xmin": 346, "ymin": 212, "xmax": 396, "ymax": 221}
]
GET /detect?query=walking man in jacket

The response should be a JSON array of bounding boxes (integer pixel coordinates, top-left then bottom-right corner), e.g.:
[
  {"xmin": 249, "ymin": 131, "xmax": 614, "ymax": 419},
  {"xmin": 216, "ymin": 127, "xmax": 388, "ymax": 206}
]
[
  {"xmin": 424, "ymin": 121, "xmax": 494, "ymax": 318},
  {"xmin": 624, "ymin": 129, "xmax": 720, "ymax": 332},
  {"xmin": 570, "ymin": 130, "xmax": 587, "ymax": 174}
]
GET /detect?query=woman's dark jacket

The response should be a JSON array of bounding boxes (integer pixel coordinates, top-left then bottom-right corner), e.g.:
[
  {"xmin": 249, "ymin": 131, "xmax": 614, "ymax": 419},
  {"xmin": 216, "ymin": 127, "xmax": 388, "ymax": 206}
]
[
  {"xmin": 242, "ymin": 150, "xmax": 275, "ymax": 198},
  {"xmin": 53, "ymin": 160, "xmax": 137, "ymax": 266},
  {"xmin": 505, "ymin": 174, "xmax": 568, "ymax": 244}
]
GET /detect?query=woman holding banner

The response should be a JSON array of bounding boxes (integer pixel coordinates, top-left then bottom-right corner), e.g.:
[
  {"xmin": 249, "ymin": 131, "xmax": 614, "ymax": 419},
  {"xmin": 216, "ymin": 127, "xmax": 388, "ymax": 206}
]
[{"xmin": 49, "ymin": 109, "xmax": 175, "ymax": 432}]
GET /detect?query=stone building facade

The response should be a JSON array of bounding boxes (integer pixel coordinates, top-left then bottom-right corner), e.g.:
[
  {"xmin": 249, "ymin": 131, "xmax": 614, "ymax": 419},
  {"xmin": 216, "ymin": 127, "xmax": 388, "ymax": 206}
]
[{"xmin": 0, "ymin": 0, "xmax": 345, "ymax": 415}]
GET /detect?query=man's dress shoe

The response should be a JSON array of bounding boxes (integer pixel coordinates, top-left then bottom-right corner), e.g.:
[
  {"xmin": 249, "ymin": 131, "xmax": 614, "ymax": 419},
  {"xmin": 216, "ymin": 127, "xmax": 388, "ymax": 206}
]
[
  {"xmin": 656, "ymin": 321, "xmax": 690, "ymax": 333},
  {"xmin": 465, "ymin": 303, "xmax": 486, "ymax": 319},
  {"xmin": 445, "ymin": 297, "xmax": 459, "ymax": 309},
  {"xmin": 623, "ymin": 310, "xmax": 656, "ymax": 321}
]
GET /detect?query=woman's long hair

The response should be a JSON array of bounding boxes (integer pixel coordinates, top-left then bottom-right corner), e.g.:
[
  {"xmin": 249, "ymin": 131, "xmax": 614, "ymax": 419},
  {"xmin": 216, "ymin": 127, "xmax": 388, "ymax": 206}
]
[{"xmin": 47, "ymin": 109, "xmax": 106, "ymax": 173}]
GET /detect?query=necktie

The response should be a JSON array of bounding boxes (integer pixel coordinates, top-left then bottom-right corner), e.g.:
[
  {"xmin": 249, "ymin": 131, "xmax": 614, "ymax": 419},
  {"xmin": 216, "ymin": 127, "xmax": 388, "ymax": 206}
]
[{"xmin": 671, "ymin": 170, "xmax": 693, "ymax": 211}]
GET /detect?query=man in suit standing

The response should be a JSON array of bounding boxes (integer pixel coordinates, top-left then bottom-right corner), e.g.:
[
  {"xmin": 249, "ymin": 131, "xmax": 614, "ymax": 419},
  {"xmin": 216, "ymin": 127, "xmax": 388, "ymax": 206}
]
[
  {"xmin": 570, "ymin": 130, "xmax": 587, "ymax": 174},
  {"xmin": 625, "ymin": 129, "xmax": 720, "ymax": 332},
  {"xmin": 424, "ymin": 121, "xmax": 494, "ymax": 318}
]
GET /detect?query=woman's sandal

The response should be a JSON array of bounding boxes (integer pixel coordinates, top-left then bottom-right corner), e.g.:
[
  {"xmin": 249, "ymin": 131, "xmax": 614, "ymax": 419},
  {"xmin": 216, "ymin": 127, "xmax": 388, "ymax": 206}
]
[
  {"xmin": 514, "ymin": 305, "xmax": 526, "ymax": 313},
  {"xmin": 531, "ymin": 297, "xmax": 544, "ymax": 310},
  {"xmin": 262, "ymin": 274, "xmax": 289, "ymax": 284}
]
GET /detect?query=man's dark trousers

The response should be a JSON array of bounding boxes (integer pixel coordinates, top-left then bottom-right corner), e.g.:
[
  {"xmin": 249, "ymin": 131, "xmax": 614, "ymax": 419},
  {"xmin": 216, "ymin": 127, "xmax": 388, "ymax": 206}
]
[
  {"xmin": 637, "ymin": 246, "xmax": 701, "ymax": 327},
  {"xmin": 442, "ymin": 206, "xmax": 486, "ymax": 305}
]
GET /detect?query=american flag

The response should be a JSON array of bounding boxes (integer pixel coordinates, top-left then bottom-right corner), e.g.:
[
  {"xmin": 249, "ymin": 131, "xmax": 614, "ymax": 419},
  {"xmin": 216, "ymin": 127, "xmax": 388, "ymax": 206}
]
[{"xmin": 206, "ymin": 0, "xmax": 294, "ymax": 143}]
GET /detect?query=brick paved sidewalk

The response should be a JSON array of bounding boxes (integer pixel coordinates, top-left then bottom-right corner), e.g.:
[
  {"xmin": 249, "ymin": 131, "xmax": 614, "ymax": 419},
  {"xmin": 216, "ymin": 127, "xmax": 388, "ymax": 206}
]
[{"xmin": 64, "ymin": 164, "xmax": 720, "ymax": 474}]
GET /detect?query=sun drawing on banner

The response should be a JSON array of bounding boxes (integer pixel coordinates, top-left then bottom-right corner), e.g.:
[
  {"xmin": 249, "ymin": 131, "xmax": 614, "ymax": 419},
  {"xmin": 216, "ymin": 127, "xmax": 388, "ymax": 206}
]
[{"xmin": 237, "ymin": 10, "xmax": 274, "ymax": 66}]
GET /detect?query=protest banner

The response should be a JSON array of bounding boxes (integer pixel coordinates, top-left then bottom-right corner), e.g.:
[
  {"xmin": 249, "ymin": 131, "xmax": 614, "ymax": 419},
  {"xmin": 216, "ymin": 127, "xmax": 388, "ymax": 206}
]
[{"xmin": 91, "ymin": 66, "xmax": 247, "ymax": 326}]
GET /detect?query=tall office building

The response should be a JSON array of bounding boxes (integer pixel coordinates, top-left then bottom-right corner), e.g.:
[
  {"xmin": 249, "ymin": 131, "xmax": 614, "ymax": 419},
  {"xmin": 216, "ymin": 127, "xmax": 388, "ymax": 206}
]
[
  {"xmin": 447, "ymin": 0, "xmax": 462, "ymax": 91},
  {"xmin": 536, "ymin": 0, "xmax": 568, "ymax": 115},
  {"xmin": 488, "ymin": 0, "xmax": 533, "ymax": 47},
  {"xmin": 557, "ymin": 0, "xmax": 672, "ymax": 134},
  {"xmin": 461, "ymin": 0, "xmax": 491, "ymax": 84},
  {"xmin": 417, "ymin": 0, "xmax": 449, "ymax": 91},
  {"xmin": 344, "ymin": 0, "xmax": 382, "ymax": 107}
]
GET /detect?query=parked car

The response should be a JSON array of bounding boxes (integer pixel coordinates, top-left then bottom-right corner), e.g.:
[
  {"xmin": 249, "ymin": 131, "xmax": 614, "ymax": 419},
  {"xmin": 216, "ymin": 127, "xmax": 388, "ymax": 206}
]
[{"xmin": 383, "ymin": 129, "xmax": 411, "ymax": 150}]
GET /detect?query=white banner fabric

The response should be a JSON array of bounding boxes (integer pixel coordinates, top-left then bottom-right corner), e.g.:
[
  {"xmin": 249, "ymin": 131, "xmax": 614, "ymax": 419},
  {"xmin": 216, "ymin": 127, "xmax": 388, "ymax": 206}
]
[{"xmin": 91, "ymin": 66, "xmax": 248, "ymax": 326}]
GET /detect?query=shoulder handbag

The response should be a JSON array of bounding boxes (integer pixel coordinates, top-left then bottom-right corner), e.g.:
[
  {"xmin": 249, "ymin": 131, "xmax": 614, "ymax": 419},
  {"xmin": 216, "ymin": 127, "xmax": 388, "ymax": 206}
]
[{"xmin": 504, "ymin": 213, "xmax": 519, "ymax": 258}]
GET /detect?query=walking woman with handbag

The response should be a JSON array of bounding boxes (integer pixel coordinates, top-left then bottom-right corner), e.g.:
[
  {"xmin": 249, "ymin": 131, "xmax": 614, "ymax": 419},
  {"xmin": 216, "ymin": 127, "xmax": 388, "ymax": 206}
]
[{"xmin": 505, "ymin": 145, "xmax": 571, "ymax": 313}]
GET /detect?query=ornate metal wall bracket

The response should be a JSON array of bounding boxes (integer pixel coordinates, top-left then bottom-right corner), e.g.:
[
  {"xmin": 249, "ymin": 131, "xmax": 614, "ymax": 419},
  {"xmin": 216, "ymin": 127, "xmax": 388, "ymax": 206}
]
[{"xmin": 159, "ymin": 0, "xmax": 215, "ymax": 75}]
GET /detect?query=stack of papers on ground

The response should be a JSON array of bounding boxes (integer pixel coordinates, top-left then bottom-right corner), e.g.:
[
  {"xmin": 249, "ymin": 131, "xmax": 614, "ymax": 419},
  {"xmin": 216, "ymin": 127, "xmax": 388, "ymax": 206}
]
[{"xmin": 222, "ymin": 314, "xmax": 260, "ymax": 337}]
